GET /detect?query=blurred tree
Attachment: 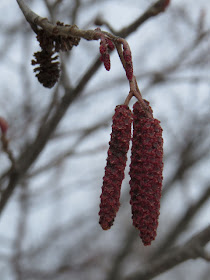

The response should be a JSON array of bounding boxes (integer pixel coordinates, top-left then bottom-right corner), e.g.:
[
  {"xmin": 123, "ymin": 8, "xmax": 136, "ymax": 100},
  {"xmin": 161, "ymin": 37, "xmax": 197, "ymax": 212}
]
[{"xmin": 0, "ymin": 0, "xmax": 210, "ymax": 280}]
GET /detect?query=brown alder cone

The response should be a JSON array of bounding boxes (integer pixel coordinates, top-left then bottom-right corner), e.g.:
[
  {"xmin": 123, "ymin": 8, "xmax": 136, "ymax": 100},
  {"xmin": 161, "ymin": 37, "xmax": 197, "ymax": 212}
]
[
  {"xmin": 129, "ymin": 100, "xmax": 163, "ymax": 245},
  {"xmin": 32, "ymin": 24, "xmax": 80, "ymax": 88},
  {"xmin": 99, "ymin": 105, "xmax": 133, "ymax": 230},
  {"xmin": 32, "ymin": 30, "xmax": 60, "ymax": 88}
]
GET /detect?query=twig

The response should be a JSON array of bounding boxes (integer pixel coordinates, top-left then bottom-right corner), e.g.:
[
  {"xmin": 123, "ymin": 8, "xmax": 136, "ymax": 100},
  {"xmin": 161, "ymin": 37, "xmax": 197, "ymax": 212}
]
[
  {"xmin": 95, "ymin": 0, "xmax": 170, "ymax": 37},
  {"xmin": 0, "ymin": 55, "xmax": 101, "ymax": 216},
  {"xmin": 106, "ymin": 228, "xmax": 137, "ymax": 280},
  {"xmin": 71, "ymin": 0, "xmax": 81, "ymax": 25},
  {"xmin": 1, "ymin": 134, "xmax": 15, "ymax": 168},
  {"xmin": 17, "ymin": 0, "xmax": 112, "ymax": 40},
  {"xmin": 151, "ymin": 186, "xmax": 210, "ymax": 260},
  {"xmin": 12, "ymin": 182, "xmax": 29, "ymax": 280},
  {"xmin": 27, "ymin": 117, "xmax": 110, "ymax": 178},
  {"xmin": 125, "ymin": 225, "xmax": 210, "ymax": 280},
  {"xmin": 16, "ymin": 0, "xmax": 136, "ymax": 98}
]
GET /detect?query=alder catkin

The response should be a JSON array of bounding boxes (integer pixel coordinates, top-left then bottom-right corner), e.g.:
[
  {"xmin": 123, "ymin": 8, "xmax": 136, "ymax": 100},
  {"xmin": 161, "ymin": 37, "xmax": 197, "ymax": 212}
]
[
  {"xmin": 99, "ymin": 105, "xmax": 133, "ymax": 230},
  {"xmin": 129, "ymin": 101, "xmax": 163, "ymax": 245},
  {"xmin": 99, "ymin": 37, "xmax": 112, "ymax": 71},
  {"xmin": 123, "ymin": 44, "xmax": 133, "ymax": 81}
]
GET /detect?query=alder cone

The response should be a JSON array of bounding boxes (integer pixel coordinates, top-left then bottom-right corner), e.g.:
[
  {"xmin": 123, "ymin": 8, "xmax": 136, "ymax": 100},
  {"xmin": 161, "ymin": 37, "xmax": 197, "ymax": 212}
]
[
  {"xmin": 55, "ymin": 21, "xmax": 81, "ymax": 52},
  {"xmin": 99, "ymin": 105, "xmax": 133, "ymax": 230},
  {"xmin": 129, "ymin": 101, "xmax": 163, "ymax": 245},
  {"xmin": 32, "ymin": 30, "xmax": 60, "ymax": 88},
  {"xmin": 32, "ymin": 26, "xmax": 80, "ymax": 88},
  {"xmin": 32, "ymin": 50, "xmax": 60, "ymax": 88}
]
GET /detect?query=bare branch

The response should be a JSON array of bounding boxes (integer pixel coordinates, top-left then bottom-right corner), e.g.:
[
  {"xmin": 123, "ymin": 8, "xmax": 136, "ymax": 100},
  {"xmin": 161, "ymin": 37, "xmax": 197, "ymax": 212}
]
[
  {"xmin": 95, "ymin": 0, "xmax": 170, "ymax": 37},
  {"xmin": 152, "ymin": 186, "xmax": 210, "ymax": 259},
  {"xmin": 106, "ymin": 228, "xmax": 137, "ymax": 280},
  {"xmin": 71, "ymin": 0, "xmax": 81, "ymax": 25},
  {"xmin": 0, "ymin": 49, "xmax": 102, "ymax": 217},
  {"xmin": 0, "ymin": 134, "xmax": 16, "ymax": 168},
  {"xmin": 125, "ymin": 225, "xmax": 210, "ymax": 280},
  {"xmin": 27, "ymin": 117, "xmax": 110, "ymax": 178}
]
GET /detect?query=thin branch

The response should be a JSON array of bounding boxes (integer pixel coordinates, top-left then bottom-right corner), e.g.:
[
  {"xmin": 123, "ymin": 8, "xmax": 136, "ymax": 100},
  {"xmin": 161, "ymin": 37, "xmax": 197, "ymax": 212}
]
[
  {"xmin": 125, "ymin": 225, "xmax": 210, "ymax": 280},
  {"xmin": 71, "ymin": 0, "xmax": 81, "ymax": 25},
  {"xmin": 27, "ymin": 117, "xmax": 110, "ymax": 178},
  {"xmin": 0, "ymin": 54, "xmax": 101, "ymax": 216},
  {"xmin": 12, "ymin": 183, "xmax": 29, "ymax": 280},
  {"xmin": 17, "ymin": 0, "xmax": 113, "ymax": 40},
  {"xmin": 95, "ymin": 0, "xmax": 170, "ymax": 37},
  {"xmin": 0, "ymin": 134, "xmax": 16, "ymax": 168},
  {"xmin": 106, "ymin": 228, "xmax": 137, "ymax": 280},
  {"xmin": 151, "ymin": 186, "xmax": 210, "ymax": 259}
]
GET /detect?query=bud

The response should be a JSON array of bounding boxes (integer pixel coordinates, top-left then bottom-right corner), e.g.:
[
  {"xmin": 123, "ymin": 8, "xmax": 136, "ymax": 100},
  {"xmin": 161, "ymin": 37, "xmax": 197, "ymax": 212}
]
[
  {"xmin": 99, "ymin": 36, "xmax": 113, "ymax": 71},
  {"xmin": 105, "ymin": 38, "xmax": 115, "ymax": 51},
  {"xmin": 123, "ymin": 43, "xmax": 133, "ymax": 81},
  {"xmin": 101, "ymin": 53, "xmax": 111, "ymax": 71},
  {"xmin": 0, "ymin": 117, "xmax": 8, "ymax": 134},
  {"xmin": 99, "ymin": 105, "xmax": 133, "ymax": 230},
  {"xmin": 100, "ymin": 43, "xmax": 107, "ymax": 55},
  {"xmin": 129, "ymin": 101, "xmax": 163, "ymax": 245}
]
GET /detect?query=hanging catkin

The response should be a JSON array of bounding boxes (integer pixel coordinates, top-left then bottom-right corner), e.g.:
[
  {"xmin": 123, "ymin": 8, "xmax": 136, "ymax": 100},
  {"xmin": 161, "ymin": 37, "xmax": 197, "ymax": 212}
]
[
  {"xmin": 99, "ymin": 105, "xmax": 132, "ymax": 230},
  {"xmin": 129, "ymin": 100, "xmax": 163, "ymax": 245}
]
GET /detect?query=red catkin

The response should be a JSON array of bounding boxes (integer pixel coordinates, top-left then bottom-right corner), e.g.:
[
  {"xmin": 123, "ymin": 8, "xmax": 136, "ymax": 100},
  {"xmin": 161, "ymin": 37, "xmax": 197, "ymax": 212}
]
[
  {"xmin": 100, "ymin": 42, "xmax": 107, "ymax": 55},
  {"xmin": 98, "ymin": 34, "xmax": 114, "ymax": 72},
  {"xmin": 99, "ymin": 105, "xmax": 133, "ymax": 230},
  {"xmin": 0, "ymin": 117, "xmax": 8, "ymax": 134},
  {"xmin": 129, "ymin": 101, "xmax": 163, "ymax": 245},
  {"xmin": 105, "ymin": 38, "xmax": 115, "ymax": 51},
  {"xmin": 100, "ymin": 53, "xmax": 111, "ymax": 71},
  {"xmin": 123, "ymin": 43, "xmax": 133, "ymax": 81}
]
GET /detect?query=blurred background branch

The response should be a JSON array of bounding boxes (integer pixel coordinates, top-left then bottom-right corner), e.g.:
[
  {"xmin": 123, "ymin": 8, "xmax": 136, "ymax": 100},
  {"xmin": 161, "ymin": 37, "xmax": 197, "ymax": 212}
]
[{"xmin": 0, "ymin": 1, "xmax": 209, "ymax": 280}]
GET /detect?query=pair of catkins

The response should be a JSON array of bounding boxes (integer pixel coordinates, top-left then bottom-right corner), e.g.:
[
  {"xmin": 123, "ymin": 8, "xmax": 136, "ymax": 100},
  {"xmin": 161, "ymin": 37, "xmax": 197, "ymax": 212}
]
[{"xmin": 99, "ymin": 100, "xmax": 163, "ymax": 246}]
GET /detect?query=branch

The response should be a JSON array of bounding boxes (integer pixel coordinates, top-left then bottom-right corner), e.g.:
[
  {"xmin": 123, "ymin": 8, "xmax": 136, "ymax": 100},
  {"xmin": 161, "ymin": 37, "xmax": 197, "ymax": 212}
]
[
  {"xmin": 125, "ymin": 225, "xmax": 210, "ymax": 280},
  {"xmin": 27, "ymin": 117, "xmax": 110, "ymax": 178},
  {"xmin": 0, "ymin": 118, "xmax": 15, "ymax": 169},
  {"xmin": 17, "ymin": 0, "xmax": 114, "ymax": 40},
  {"xmin": 0, "ymin": 0, "xmax": 168, "ymax": 216},
  {"xmin": 71, "ymin": 0, "xmax": 81, "ymax": 25},
  {"xmin": 95, "ymin": 0, "xmax": 170, "ymax": 37},
  {"xmin": 0, "ymin": 134, "xmax": 15, "ymax": 168},
  {"xmin": 106, "ymin": 228, "xmax": 137, "ymax": 280},
  {"xmin": 16, "ymin": 0, "xmax": 144, "ymax": 101},
  {"xmin": 0, "ymin": 54, "xmax": 101, "ymax": 216},
  {"xmin": 151, "ymin": 186, "xmax": 210, "ymax": 259}
]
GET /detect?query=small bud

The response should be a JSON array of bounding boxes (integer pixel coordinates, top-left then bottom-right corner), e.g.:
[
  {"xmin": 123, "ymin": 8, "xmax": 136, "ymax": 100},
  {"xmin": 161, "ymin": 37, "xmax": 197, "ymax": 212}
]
[
  {"xmin": 0, "ymin": 117, "xmax": 8, "ymax": 134},
  {"xmin": 105, "ymin": 38, "xmax": 115, "ymax": 51},
  {"xmin": 100, "ymin": 43, "xmax": 107, "ymax": 55},
  {"xmin": 103, "ymin": 53, "xmax": 111, "ymax": 71},
  {"xmin": 99, "ymin": 36, "xmax": 113, "ymax": 71},
  {"xmin": 122, "ymin": 43, "xmax": 133, "ymax": 81}
]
